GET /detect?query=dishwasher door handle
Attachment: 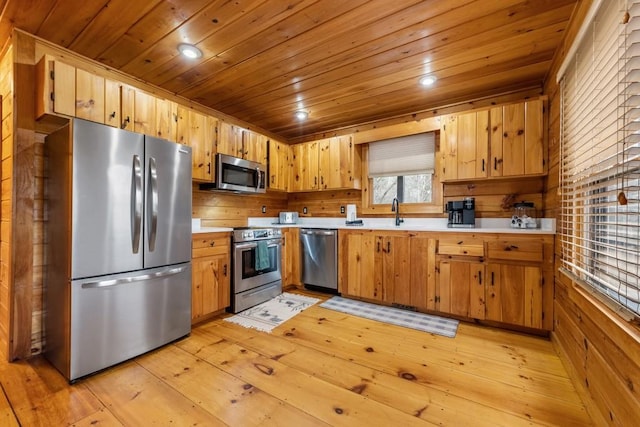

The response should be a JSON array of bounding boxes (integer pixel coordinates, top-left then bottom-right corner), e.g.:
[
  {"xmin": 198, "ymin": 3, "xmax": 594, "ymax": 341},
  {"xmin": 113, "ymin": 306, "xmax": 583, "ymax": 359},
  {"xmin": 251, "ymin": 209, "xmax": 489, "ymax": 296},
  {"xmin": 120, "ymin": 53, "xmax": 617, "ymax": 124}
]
[{"xmin": 301, "ymin": 229, "xmax": 336, "ymax": 236}]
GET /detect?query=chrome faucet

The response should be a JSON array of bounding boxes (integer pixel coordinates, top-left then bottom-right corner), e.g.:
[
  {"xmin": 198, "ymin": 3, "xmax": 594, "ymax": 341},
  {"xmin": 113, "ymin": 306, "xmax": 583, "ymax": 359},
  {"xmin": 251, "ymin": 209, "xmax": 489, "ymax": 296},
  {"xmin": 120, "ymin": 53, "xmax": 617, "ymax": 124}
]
[{"xmin": 391, "ymin": 197, "xmax": 403, "ymax": 226}]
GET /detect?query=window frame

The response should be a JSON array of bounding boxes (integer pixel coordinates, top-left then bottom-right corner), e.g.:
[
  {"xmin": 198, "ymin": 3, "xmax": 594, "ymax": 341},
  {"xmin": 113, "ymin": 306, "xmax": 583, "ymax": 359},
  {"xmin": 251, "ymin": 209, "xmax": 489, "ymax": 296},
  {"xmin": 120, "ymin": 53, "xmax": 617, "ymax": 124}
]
[{"xmin": 361, "ymin": 142, "xmax": 443, "ymax": 215}]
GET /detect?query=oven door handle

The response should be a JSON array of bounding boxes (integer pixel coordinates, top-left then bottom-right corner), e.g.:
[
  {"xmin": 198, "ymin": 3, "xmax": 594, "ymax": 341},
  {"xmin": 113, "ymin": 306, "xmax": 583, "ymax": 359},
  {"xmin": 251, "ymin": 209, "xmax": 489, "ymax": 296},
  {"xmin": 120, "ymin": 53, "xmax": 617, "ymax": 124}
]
[{"xmin": 234, "ymin": 240, "xmax": 281, "ymax": 250}]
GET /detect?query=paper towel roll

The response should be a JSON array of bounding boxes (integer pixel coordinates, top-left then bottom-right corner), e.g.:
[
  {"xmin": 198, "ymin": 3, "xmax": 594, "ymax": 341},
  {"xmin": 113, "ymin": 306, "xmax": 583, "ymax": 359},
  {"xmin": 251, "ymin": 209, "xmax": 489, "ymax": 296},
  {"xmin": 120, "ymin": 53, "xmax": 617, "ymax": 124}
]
[{"xmin": 346, "ymin": 204, "xmax": 357, "ymax": 221}]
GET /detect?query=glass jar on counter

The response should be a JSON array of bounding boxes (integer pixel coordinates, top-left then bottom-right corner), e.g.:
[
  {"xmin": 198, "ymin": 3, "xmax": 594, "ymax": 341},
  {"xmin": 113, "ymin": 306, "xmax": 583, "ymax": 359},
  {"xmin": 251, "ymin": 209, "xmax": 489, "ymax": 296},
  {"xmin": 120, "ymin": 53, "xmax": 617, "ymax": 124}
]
[{"xmin": 511, "ymin": 201, "xmax": 537, "ymax": 229}]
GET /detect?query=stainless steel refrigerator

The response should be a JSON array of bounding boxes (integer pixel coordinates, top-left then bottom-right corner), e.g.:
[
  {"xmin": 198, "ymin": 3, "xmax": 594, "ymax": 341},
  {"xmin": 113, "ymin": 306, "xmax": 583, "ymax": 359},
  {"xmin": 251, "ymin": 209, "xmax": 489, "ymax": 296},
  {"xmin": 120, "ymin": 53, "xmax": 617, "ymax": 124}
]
[{"xmin": 45, "ymin": 118, "xmax": 193, "ymax": 381}]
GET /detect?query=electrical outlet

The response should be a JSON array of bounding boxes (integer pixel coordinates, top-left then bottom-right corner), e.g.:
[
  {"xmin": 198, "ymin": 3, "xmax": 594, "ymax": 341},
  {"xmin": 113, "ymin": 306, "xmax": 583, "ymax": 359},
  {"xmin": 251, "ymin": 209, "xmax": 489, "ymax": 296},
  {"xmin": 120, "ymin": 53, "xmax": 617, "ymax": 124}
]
[
  {"xmin": 340, "ymin": 205, "xmax": 345, "ymax": 214},
  {"xmin": 261, "ymin": 206, "xmax": 266, "ymax": 213},
  {"xmin": 303, "ymin": 207, "xmax": 308, "ymax": 214}
]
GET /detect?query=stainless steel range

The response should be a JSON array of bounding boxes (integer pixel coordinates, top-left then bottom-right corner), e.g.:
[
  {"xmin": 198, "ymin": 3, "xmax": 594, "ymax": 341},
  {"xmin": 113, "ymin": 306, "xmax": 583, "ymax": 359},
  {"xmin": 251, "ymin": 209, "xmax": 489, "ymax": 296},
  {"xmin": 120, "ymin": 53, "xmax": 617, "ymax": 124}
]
[{"xmin": 231, "ymin": 227, "xmax": 283, "ymax": 313}]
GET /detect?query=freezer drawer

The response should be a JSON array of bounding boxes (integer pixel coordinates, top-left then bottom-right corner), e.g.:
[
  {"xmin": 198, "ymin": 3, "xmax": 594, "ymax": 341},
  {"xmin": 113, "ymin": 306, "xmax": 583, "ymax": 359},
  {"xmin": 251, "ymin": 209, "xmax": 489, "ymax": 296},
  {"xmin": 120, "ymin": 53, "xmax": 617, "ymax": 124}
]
[{"xmin": 68, "ymin": 264, "xmax": 191, "ymax": 381}]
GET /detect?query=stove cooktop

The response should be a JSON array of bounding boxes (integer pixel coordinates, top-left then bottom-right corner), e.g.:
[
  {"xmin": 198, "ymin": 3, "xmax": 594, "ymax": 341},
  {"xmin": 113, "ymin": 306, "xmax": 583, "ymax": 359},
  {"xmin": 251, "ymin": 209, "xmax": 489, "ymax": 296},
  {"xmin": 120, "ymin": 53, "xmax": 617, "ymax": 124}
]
[{"xmin": 232, "ymin": 227, "xmax": 282, "ymax": 242}]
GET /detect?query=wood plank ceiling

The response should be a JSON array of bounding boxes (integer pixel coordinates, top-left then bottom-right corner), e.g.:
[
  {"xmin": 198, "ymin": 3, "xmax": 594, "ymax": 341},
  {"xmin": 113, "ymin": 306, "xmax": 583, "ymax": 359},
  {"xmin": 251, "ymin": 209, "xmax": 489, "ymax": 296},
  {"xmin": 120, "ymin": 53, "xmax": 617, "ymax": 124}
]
[{"xmin": 0, "ymin": 0, "xmax": 578, "ymax": 140}]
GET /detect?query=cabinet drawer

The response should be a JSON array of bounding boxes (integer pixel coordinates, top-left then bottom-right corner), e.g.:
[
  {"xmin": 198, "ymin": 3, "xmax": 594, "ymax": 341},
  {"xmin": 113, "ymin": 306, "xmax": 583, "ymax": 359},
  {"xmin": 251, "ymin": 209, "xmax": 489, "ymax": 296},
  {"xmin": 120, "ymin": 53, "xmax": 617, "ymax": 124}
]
[
  {"xmin": 192, "ymin": 235, "xmax": 230, "ymax": 258},
  {"xmin": 487, "ymin": 240, "xmax": 543, "ymax": 262},
  {"xmin": 437, "ymin": 238, "xmax": 484, "ymax": 256}
]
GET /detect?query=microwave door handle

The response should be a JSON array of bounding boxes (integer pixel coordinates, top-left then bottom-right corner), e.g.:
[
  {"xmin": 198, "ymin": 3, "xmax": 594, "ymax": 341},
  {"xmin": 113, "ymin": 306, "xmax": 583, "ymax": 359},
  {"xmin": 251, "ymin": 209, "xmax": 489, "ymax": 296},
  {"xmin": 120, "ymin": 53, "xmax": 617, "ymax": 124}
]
[
  {"xmin": 256, "ymin": 166, "xmax": 262, "ymax": 191},
  {"xmin": 147, "ymin": 157, "xmax": 158, "ymax": 252},
  {"xmin": 131, "ymin": 155, "xmax": 143, "ymax": 254}
]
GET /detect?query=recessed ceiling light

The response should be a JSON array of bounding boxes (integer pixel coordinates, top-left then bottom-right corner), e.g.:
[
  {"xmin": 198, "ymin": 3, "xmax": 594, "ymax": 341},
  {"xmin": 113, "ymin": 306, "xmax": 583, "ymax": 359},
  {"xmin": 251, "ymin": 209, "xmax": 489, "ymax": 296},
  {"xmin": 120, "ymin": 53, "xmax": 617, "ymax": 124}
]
[
  {"xmin": 178, "ymin": 43, "xmax": 202, "ymax": 59},
  {"xmin": 295, "ymin": 110, "xmax": 309, "ymax": 120},
  {"xmin": 419, "ymin": 75, "xmax": 437, "ymax": 86}
]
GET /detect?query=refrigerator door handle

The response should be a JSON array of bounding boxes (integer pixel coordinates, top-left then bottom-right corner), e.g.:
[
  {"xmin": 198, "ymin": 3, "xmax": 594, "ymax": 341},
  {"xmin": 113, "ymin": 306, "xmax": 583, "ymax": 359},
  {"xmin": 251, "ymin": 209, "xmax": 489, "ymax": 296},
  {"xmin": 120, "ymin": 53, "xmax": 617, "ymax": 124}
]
[
  {"xmin": 131, "ymin": 155, "xmax": 143, "ymax": 254},
  {"xmin": 147, "ymin": 157, "xmax": 159, "ymax": 252},
  {"xmin": 81, "ymin": 266, "xmax": 188, "ymax": 289}
]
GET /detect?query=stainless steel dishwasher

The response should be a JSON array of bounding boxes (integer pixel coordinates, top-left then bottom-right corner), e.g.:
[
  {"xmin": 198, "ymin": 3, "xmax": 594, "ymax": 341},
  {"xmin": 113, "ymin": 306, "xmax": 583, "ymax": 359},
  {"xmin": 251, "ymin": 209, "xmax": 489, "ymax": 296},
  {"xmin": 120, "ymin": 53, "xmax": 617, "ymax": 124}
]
[{"xmin": 300, "ymin": 228, "xmax": 338, "ymax": 292}]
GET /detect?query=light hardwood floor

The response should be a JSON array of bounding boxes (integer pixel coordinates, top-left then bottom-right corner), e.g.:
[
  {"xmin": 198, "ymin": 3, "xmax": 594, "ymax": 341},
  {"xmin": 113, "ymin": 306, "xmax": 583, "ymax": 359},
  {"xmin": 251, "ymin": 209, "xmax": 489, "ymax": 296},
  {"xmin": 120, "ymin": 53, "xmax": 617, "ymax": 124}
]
[{"xmin": 0, "ymin": 292, "xmax": 592, "ymax": 426}]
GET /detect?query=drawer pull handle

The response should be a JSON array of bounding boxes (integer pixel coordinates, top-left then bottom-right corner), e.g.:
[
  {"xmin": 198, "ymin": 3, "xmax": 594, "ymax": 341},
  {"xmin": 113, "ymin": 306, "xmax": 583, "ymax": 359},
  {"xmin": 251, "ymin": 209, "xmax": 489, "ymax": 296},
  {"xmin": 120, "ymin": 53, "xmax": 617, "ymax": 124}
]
[
  {"xmin": 478, "ymin": 271, "xmax": 482, "ymax": 285},
  {"xmin": 504, "ymin": 245, "xmax": 519, "ymax": 251},
  {"xmin": 210, "ymin": 241, "xmax": 215, "ymax": 247},
  {"xmin": 457, "ymin": 241, "xmax": 463, "ymax": 245}
]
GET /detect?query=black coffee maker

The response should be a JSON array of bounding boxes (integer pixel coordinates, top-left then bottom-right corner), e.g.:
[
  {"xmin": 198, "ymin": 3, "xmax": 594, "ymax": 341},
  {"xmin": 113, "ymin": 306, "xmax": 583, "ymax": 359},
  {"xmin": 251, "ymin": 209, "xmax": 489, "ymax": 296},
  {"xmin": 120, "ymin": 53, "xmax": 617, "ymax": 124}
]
[{"xmin": 447, "ymin": 197, "xmax": 475, "ymax": 228}]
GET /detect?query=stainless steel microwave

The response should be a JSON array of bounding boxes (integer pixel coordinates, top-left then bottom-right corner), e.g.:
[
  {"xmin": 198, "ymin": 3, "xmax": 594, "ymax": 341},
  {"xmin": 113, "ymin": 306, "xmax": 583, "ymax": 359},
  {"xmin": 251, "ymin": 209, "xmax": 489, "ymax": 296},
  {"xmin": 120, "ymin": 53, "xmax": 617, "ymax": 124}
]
[{"xmin": 199, "ymin": 153, "xmax": 266, "ymax": 193}]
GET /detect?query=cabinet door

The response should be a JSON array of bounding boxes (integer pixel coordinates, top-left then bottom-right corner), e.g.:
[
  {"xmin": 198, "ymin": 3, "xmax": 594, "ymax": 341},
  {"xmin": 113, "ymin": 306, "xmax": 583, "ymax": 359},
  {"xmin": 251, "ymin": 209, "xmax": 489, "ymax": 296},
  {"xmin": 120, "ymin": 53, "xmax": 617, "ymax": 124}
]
[
  {"xmin": 489, "ymin": 106, "xmax": 503, "ymax": 177},
  {"xmin": 176, "ymin": 106, "xmax": 189, "ymax": 146},
  {"xmin": 190, "ymin": 111, "xmax": 215, "ymax": 182},
  {"xmin": 36, "ymin": 57, "xmax": 76, "ymax": 118},
  {"xmin": 437, "ymin": 260, "xmax": 485, "ymax": 319},
  {"xmin": 456, "ymin": 112, "xmax": 477, "ymax": 180},
  {"xmin": 383, "ymin": 234, "xmax": 410, "ymax": 305},
  {"xmin": 192, "ymin": 254, "xmax": 230, "ymax": 321},
  {"xmin": 268, "ymin": 139, "xmax": 290, "ymax": 191},
  {"xmin": 155, "ymin": 98, "xmax": 178, "ymax": 142},
  {"xmin": 281, "ymin": 228, "xmax": 300, "ymax": 286},
  {"xmin": 524, "ymin": 99, "xmax": 544, "ymax": 175},
  {"xmin": 243, "ymin": 130, "xmax": 268, "ymax": 164},
  {"xmin": 485, "ymin": 263, "xmax": 542, "ymax": 328},
  {"xmin": 409, "ymin": 235, "xmax": 437, "ymax": 311},
  {"xmin": 133, "ymin": 90, "xmax": 156, "ymax": 135},
  {"xmin": 75, "ymin": 68, "xmax": 104, "ymax": 123},
  {"xmin": 104, "ymin": 79, "xmax": 121, "ymax": 128},
  {"xmin": 120, "ymin": 84, "xmax": 135, "ymax": 131},
  {"xmin": 290, "ymin": 141, "xmax": 319, "ymax": 191},
  {"xmin": 318, "ymin": 135, "xmax": 356, "ymax": 190},
  {"xmin": 440, "ymin": 114, "xmax": 457, "ymax": 180},
  {"xmin": 217, "ymin": 122, "xmax": 244, "ymax": 157},
  {"xmin": 502, "ymin": 102, "xmax": 526, "ymax": 176},
  {"xmin": 344, "ymin": 232, "xmax": 380, "ymax": 300}
]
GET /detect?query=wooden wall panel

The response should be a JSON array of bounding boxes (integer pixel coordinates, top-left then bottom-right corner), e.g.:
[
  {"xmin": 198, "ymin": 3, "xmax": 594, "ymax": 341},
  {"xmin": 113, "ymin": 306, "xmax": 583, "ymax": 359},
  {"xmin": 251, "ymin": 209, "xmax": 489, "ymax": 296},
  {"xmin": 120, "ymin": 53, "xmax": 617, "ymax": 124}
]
[
  {"xmin": 0, "ymin": 43, "xmax": 12, "ymax": 361},
  {"xmin": 287, "ymin": 190, "xmax": 361, "ymax": 218},
  {"xmin": 192, "ymin": 187, "xmax": 288, "ymax": 228},
  {"xmin": 543, "ymin": 1, "xmax": 640, "ymax": 424},
  {"xmin": 554, "ymin": 272, "xmax": 640, "ymax": 426},
  {"xmin": 11, "ymin": 31, "xmax": 37, "ymax": 359},
  {"xmin": 444, "ymin": 178, "xmax": 545, "ymax": 218}
]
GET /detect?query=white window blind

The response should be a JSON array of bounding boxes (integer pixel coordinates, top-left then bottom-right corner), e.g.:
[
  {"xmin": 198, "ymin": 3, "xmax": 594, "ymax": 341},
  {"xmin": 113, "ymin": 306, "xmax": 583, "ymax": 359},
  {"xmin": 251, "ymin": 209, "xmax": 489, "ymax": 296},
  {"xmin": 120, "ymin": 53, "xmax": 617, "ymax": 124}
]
[
  {"xmin": 560, "ymin": 0, "xmax": 640, "ymax": 316},
  {"xmin": 368, "ymin": 132, "xmax": 435, "ymax": 177}
]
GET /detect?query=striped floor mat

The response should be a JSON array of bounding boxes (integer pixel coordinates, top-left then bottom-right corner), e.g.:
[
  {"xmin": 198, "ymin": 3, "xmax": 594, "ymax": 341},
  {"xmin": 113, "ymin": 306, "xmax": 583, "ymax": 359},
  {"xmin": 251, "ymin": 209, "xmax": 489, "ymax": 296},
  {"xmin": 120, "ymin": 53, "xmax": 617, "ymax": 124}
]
[{"xmin": 319, "ymin": 296, "xmax": 458, "ymax": 338}]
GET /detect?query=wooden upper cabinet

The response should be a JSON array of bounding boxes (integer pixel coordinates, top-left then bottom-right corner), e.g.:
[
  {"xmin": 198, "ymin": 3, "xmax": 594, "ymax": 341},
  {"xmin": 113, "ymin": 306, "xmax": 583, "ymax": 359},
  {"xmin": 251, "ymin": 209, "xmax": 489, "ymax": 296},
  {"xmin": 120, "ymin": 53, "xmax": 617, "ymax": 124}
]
[
  {"xmin": 243, "ymin": 130, "xmax": 268, "ymax": 165},
  {"xmin": 155, "ymin": 98, "xmax": 178, "ymax": 142},
  {"xmin": 217, "ymin": 122, "xmax": 268, "ymax": 164},
  {"xmin": 176, "ymin": 106, "xmax": 216, "ymax": 182},
  {"xmin": 441, "ymin": 99, "xmax": 544, "ymax": 182},
  {"xmin": 104, "ymin": 79, "xmax": 121, "ymax": 128},
  {"xmin": 75, "ymin": 68, "xmax": 104, "ymax": 123},
  {"xmin": 120, "ymin": 84, "xmax": 135, "ymax": 131},
  {"xmin": 217, "ymin": 122, "xmax": 244, "ymax": 158},
  {"xmin": 440, "ymin": 111, "xmax": 489, "ymax": 181},
  {"xmin": 268, "ymin": 139, "xmax": 290, "ymax": 191},
  {"xmin": 490, "ymin": 99, "xmax": 545, "ymax": 177},
  {"xmin": 440, "ymin": 114, "xmax": 457, "ymax": 181},
  {"xmin": 318, "ymin": 135, "xmax": 361, "ymax": 190},
  {"xmin": 290, "ymin": 135, "xmax": 361, "ymax": 192},
  {"xmin": 290, "ymin": 141, "xmax": 319, "ymax": 191},
  {"xmin": 36, "ymin": 55, "xmax": 76, "ymax": 119},
  {"xmin": 133, "ymin": 90, "xmax": 156, "ymax": 135}
]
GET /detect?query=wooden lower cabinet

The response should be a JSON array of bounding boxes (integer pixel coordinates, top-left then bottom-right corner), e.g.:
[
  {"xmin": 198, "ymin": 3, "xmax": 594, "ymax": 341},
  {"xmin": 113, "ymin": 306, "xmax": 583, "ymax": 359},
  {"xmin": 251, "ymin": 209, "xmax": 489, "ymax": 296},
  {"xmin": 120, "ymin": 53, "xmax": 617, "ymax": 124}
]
[
  {"xmin": 340, "ymin": 230, "xmax": 553, "ymax": 331},
  {"xmin": 339, "ymin": 230, "xmax": 435, "ymax": 310},
  {"xmin": 485, "ymin": 263, "xmax": 543, "ymax": 329},
  {"xmin": 437, "ymin": 259, "xmax": 485, "ymax": 319},
  {"xmin": 191, "ymin": 232, "xmax": 230, "ymax": 323},
  {"xmin": 281, "ymin": 227, "xmax": 300, "ymax": 287}
]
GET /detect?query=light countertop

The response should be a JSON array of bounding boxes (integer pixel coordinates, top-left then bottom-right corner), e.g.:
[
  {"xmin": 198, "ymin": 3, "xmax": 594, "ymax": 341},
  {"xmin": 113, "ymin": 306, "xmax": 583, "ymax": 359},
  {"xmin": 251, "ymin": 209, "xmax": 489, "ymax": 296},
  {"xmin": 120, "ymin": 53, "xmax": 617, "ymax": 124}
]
[{"xmin": 246, "ymin": 217, "xmax": 556, "ymax": 235}]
